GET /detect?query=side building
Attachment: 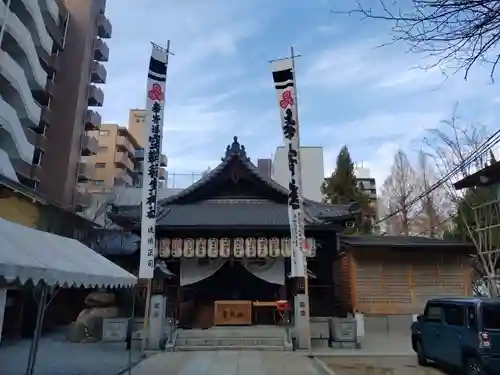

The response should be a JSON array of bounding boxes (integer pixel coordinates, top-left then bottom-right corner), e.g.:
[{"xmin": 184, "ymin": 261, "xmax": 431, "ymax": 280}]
[
  {"xmin": 0, "ymin": 0, "xmax": 67, "ymax": 182},
  {"xmin": 0, "ymin": 0, "xmax": 112, "ymax": 210}
]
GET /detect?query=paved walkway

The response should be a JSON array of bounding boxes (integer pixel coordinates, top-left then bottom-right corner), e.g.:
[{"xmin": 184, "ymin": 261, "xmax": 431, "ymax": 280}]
[{"xmin": 131, "ymin": 351, "xmax": 323, "ymax": 375}]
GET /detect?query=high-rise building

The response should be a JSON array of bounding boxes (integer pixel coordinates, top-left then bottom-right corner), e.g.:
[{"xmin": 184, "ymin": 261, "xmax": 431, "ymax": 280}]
[
  {"xmin": 0, "ymin": 0, "xmax": 68, "ymax": 182},
  {"xmin": 0, "ymin": 0, "xmax": 112, "ymax": 210},
  {"xmin": 272, "ymin": 146, "xmax": 325, "ymax": 202}
]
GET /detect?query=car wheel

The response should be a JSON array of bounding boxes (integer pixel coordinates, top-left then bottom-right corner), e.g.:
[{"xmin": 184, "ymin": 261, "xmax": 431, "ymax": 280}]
[
  {"xmin": 415, "ymin": 340, "xmax": 429, "ymax": 366},
  {"xmin": 466, "ymin": 358, "xmax": 484, "ymax": 375}
]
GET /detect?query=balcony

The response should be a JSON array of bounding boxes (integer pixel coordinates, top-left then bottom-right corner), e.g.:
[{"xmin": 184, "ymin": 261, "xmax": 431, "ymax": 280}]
[
  {"xmin": 115, "ymin": 151, "xmax": 134, "ymax": 171},
  {"xmin": 77, "ymin": 161, "xmax": 94, "ymax": 182},
  {"xmin": 160, "ymin": 154, "xmax": 168, "ymax": 167},
  {"xmin": 26, "ymin": 129, "xmax": 48, "ymax": 151},
  {"xmin": 90, "ymin": 61, "xmax": 107, "ymax": 84},
  {"xmin": 97, "ymin": 13, "xmax": 112, "ymax": 38},
  {"xmin": 85, "ymin": 109, "xmax": 101, "ymax": 131},
  {"xmin": 81, "ymin": 135, "xmax": 99, "ymax": 156},
  {"xmin": 30, "ymin": 164, "xmax": 42, "ymax": 182},
  {"xmin": 88, "ymin": 85, "xmax": 104, "ymax": 107},
  {"xmin": 74, "ymin": 190, "xmax": 92, "ymax": 210},
  {"xmin": 116, "ymin": 136, "xmax": 135, "ymax": 155},
  {"xmin": 39, "ymin": 106, "xmax": 53, "ymax": 126},
  {"xmin": 94, "ymin": 38, "xmax": 109, "ymax": 62},
  {"xmin": 44, "ymin": 78, "xmax": 56, "ymax": 99},
  {"xmin": 159, "ymin": 167, "xmax": 166, "ymax": 181},
  {"xmin": 114, "ymin": 169, "xmax": 133, "ymax": 187}
]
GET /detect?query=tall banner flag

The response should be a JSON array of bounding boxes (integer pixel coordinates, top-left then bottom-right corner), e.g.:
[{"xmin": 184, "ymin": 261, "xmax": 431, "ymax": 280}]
[
  {"xmin": 270, "ymin": 59, "xmax": 306, "ymax": 282},
  {"xmin": 139, "ymin": 44, "xmax": 168, "ymax": 279}
]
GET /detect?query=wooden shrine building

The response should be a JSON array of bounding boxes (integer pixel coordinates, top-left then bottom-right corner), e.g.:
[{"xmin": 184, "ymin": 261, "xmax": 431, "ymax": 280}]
[{"xmin": 111, "ymin": 137, "xmax": 358, "ymax": 327}]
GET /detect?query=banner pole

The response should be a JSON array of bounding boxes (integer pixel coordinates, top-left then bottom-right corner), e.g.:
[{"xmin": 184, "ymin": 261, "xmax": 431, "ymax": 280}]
[
  {"xmin": 139, "ymin": 40, "xmax": 173, "ymax": 352},
  {"xmin": 290, "ymin": 46, "xmax": 312, "ymax": 357}
]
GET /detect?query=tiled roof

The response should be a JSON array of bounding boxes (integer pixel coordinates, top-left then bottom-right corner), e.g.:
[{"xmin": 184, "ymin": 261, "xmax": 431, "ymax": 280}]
[
  {"xmin": 340, "ymin": 235, "xmax": 474, "ymax": 249},
  {"xmin": 110, "ymin": 137, "xmax": 358, "ymax": 229}
]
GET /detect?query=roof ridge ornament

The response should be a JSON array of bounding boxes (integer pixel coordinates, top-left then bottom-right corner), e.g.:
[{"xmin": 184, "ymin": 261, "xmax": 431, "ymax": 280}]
[{"xmin": 222, "ymin": 136, "xmax": 250, "ymax": 161}]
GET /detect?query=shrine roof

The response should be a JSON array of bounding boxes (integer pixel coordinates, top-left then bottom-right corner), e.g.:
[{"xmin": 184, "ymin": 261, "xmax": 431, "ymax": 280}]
[{"xmin": 110, "ymin": 136, "xmax": 358, "ymax": 229}]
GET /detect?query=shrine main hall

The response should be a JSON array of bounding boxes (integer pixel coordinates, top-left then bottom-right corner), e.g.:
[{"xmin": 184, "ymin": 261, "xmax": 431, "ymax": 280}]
[{"xmin": 110, "ymin": 137, "xmax": 473, "ymax": 330}]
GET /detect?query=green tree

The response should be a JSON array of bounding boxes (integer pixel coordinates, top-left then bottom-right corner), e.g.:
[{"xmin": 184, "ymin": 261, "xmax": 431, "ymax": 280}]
[{"xmin": 321, "ymin": 145, "xmax": 374, "ymax": 233}]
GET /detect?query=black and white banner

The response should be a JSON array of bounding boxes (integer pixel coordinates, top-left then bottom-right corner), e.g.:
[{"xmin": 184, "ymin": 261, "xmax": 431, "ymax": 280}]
[
  {"xmin": 271, "ymin": 59, "xmax": 306, "ymax": 279},
  {"xmin": 139, "ymin": 45, "xmax": 168, "ymax": 279}
]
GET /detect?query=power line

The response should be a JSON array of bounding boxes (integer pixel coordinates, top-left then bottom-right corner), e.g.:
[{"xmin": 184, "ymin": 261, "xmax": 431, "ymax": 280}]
[{"xmin": 375, "ymin": 129, "xmax": 500, "ymax": 231}]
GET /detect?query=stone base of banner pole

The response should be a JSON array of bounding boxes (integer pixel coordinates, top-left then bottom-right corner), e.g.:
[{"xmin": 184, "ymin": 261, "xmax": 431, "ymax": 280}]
[
  {"xmin": 294, "ymin": 293, "xmax": 310, "ymax": 349},
  {"xmin": 291, "ymin": 276, "xmax": 310, "ymax": 350}
]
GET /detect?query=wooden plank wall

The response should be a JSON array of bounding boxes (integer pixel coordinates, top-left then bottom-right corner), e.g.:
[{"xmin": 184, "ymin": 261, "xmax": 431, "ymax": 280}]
[{"xmin": 348, "ymin": 249, "xmax": 472, "ymax": 315}]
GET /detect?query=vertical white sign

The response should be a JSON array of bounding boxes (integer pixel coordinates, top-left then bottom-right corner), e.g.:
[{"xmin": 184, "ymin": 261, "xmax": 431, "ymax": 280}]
[
  {"xmin": 271, "ymin": 59, "xmax": 306, "ymax": 278},
  {"xmin": 139, "ymin": 45, "xmax": 168, "ymax": 279}
]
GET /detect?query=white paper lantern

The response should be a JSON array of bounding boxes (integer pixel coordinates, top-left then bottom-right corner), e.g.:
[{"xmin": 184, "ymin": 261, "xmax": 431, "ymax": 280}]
[
  {"xmin": 172, "ymin": 238, "xmax": 183, "ymax": 258},
  {"xmin": 219, "ymin": 238, "xmax": 231, "ymax": 257},
  {"xmin": 257, "ymin": 237, "xmax": 268, "ymax": 257},
  {"xmin": 195, "ymin": 238, "xmax": 207, "ymax": 257},
  {"xmin": 158, "ymin": 238, "xmax": 171, "ymax": 258},
  {"xmin": 280, "ymin": 237, "xmax": 291, "ymax": 257},
  {"xmin": 183, "ymin": 238, "xmax": 195, "ymax": 258},
  {"xmin": 207, "ymin": 238, "xmax": 219, "ymax": 258},
  {"xmin": 245, "ymin": 237, "xmax": 256, "ymax": 258},
  {"xmin": 269, "ymin": 237, "xmax": 280, "ymax": 257},
  {"xmin": 233, "ymin": 237, "xmax": 244, "ymax": 258}
]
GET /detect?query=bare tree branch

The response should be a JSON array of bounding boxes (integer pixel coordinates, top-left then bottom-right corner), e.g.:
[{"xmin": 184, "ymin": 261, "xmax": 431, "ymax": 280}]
[{"xmin": 337, "ymin": 0, "xmax": 500, "ymax": 80}]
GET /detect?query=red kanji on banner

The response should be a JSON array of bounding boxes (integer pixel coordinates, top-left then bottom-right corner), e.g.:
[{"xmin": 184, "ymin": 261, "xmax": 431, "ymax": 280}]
[
  {"xmin": 280, "ymin": 91, "xmax": 294, "ymax": 108},
  {"xmin": 148, "ymin": 83, "xmax": 164, "ymax": 101}
]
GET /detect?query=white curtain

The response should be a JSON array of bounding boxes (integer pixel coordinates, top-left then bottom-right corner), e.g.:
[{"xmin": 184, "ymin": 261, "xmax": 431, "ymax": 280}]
[
  {"xmin": 180, "ymin": 258, "xmax": 227, "ymax": 286},
  {"xmin": 241, "ymin": 258, "xmax": 285, "ymax": 285}
]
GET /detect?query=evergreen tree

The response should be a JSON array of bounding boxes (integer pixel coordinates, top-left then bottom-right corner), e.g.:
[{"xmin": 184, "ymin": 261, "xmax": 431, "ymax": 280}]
[{"xmin": 321, "ymin": 145, "xmax": 374, "ymax": 233}]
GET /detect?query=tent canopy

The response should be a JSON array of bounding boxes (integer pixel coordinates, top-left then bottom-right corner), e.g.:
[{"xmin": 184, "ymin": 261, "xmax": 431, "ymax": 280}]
[{"xmin": 0, "ymin": 218, "xmax": 137, "ymax": 288}]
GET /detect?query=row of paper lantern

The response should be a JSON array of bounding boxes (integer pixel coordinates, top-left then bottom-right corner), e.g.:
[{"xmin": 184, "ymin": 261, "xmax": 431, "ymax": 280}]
[{"xmin": 157, "ymin": 237, "xmax": 316, "ymax": 258}]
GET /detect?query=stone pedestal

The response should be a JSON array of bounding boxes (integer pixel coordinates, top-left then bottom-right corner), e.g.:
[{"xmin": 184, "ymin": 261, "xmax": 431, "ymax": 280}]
[
  {"xmin": 0, "ymin": 288, "xmax": 6, "ymax": 344},
  {"xmin": 147, "ymin": 294, "xmax": 166, "ymax": 350},
  {"xmin": 354, "ymin": 312, "xmax": 365, "ymax": 345}
]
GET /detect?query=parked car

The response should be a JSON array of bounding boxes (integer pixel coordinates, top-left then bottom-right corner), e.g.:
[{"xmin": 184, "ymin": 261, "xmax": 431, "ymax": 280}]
[{"xmin": 411, "ymin": 297, "xmax": 500, "ymax": 375}]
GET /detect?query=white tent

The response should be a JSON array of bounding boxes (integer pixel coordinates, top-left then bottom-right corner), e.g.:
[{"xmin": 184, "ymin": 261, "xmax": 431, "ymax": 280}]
[
  {"xmin": 0, "ymin": 218, "xmax": 137, "ymax": 288},
  {"xmin": 0, "ymin": 218, "xmax": 137, "ymax": 375}
]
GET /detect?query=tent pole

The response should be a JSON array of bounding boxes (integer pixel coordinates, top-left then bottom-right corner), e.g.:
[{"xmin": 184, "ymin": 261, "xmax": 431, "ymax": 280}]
[
  {"xmin": 25, "ymin": 284, "xmax": 48, "ymax": 375},
  {"xmin": 128, "ymin": 286, "xmax": 137, "ymax": 375}
]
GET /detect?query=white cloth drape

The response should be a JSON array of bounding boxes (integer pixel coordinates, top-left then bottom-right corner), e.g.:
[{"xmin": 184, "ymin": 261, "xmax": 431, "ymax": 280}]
[
  {"xmin": 241, "ymin": 258, "xmax": 285, "ymax": 285},
  {"xmin": 180, "ymin": 258, "xmax": 227, "ymax": 286}
]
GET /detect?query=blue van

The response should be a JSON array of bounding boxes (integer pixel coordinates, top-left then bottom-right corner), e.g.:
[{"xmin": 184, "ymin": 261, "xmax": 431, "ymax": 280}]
[{"xmin": 411, "ymin": 297, "xmax": 500, "ymax": 375}]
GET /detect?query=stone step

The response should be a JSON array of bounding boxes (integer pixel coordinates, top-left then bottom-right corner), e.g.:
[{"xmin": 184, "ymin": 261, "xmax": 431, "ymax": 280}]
[
  {"xmin": 177, "ymin": 327, "xmax": 285, "ymax": 339},
  {"xmin": 176, "ymin": 337, "xmax": 284, "ymax": 347},
  {"xmin": 175, "ymin": 345, "xmax": 285, "ymax": 352}
]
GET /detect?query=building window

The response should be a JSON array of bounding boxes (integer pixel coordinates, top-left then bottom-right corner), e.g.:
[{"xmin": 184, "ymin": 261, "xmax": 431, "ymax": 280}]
[
  {"xmin": 98, "ymin": 146, "xmax": 108, "ymax": 152},
  {"xmin": 99, "ymin": 130, "xmax": 109, "ymax": 136},
  {"xmin": 32, "ymin": 148, "xmax": 43, "ymax": 166},
  {"xmin": 95, "ymin": 162, "xmax": 106, "ymax": 168}
]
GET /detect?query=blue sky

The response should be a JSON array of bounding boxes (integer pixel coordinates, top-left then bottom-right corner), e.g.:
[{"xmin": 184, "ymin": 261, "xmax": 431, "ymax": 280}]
[{"xmin": 101, "ymin": 0, "xmax": 500, "ymax": 187}]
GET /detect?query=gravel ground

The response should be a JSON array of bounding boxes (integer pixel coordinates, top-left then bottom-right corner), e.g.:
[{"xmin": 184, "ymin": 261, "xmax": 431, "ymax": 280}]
[
  {"xmin": 0, "ymin": 333, "xmax": 142, "ymax": 375},
  {"xmin": 320, "ymin": 356, "xmax": 446, "ymax": 375}
]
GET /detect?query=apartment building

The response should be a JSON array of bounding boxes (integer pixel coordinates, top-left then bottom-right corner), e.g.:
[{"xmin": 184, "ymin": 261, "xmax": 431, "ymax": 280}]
[
  {"xmin": 0, "ymin": 0, "xmax": 67, "ymax": 182},
  {"xmin": 0, "ymin": 0, "xmax": 111, "ymax": 210},
  {"xmin": 84, "ymin": 124, "xmax": 140, "ymax": 192}
]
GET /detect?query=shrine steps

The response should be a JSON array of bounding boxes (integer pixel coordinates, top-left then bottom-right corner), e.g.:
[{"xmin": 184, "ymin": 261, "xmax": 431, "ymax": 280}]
[{"xmin": 174, "ymin": 326, "xmax": 291, "ymax": 352}]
